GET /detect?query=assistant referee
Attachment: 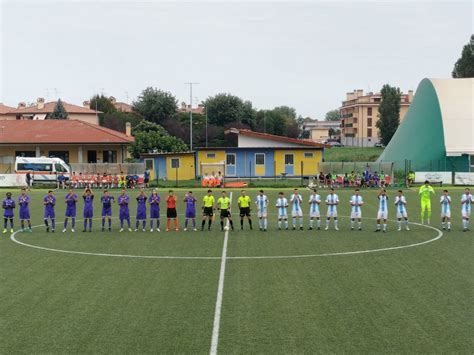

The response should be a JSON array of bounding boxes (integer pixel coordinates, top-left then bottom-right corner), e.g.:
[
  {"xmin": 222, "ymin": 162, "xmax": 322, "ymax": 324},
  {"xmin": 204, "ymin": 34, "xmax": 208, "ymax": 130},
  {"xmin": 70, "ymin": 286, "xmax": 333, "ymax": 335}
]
[
  {"xmin": 237, "ymin": 190, "xmax": 253, "ymax": 230},
  {"xmin": 201, "ymin": 189, "xmax": 215, "ymax": 231}
]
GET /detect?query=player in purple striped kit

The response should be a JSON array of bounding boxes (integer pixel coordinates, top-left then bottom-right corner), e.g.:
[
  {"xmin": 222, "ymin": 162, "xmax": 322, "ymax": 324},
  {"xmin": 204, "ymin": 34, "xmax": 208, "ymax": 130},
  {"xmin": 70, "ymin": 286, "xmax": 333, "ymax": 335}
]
[
  {"xmin": 149, "ymin": 189, "xmax": 160, "ymax": 232},
  {"xmin": 101, "ymin": 190, "xmax": 114, "ymax": 232},
  {"xmin": 63, "ymin": 188, "xmax": 78, "ymax": 233},
  {"xmin": 43, "ymin": 190, "xmax": 56, "ymax": 232},
  {"xmin": 2, "ymin": 192, "xmax": 15, "ymax": 234},
  {"xmin": 82, "ymin": 189, "xmax": 94, "ymax": 232},
  {"xmin": 18, "ymin": 188, "xmax": 32, "ymax": 232},
  {"xmin": 135, "ymin": 189, "xmax": 147, "ymax": 232},
  {"xmin": 184, "ymin": 191, "xmax": 197, "ymax": 231},
  {"xmin": 118, "ymin": 189, "xmax": 132, "ymax": 232}
]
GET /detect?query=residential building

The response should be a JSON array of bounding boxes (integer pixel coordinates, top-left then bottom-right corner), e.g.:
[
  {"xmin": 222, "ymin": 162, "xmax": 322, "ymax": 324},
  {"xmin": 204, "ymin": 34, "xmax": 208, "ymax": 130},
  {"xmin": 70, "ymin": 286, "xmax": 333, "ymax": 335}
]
[
  {"xmin": 83, "ymin": 96, "xmax": 134, "ymax": 113},
  {"xmin": 0, "ymin": 103, "xmax": 15, "ymax": 116},
  {"xmin": 179, "ymin": 102, "xmax": 205, "ymax": 115},
  {"xmin": 340, "ymin": 89, "xmax": 413, "ymax": 147},
  {"xmin": 303, "ymin": 120, "xmax": 341, "ymax": 143},
  {"xmin": 0, "ymin": 120, "xmax": 134, "ymax": 166},
  {"xmin": 3, "ymin": 98, "xmax": 100, "ymax": 124}
]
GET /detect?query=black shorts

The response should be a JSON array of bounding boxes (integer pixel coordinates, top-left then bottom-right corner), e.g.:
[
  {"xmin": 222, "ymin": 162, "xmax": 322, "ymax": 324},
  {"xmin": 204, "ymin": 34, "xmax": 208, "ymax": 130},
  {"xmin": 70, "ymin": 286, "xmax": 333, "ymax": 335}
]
[
  {"xmin": 203, "ymin": 207, "xmax": 214, "ymax": 217},
  {"xmin": 220, "ymin": 209, "xmax": 231, "ymax": 218},
  {"xmin": 167, "ymin": 208, "xmax": 177, "ymax": 218},
  {"xmin": 239, "ymin": 207, "xmax": 251, "ymax": 217},
  {"xmin": 144, "ymin": 178, "xmax": 149, "ymax": 183}
]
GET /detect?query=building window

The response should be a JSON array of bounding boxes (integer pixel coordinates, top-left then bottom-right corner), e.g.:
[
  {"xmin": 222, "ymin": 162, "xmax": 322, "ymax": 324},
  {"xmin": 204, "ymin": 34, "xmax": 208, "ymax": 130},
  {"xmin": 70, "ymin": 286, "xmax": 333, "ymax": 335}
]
[
  {"xmin": 206, "ymin": 153, "xmax": 216, "ymax": 158},
  {"xmin": 367, "ymin": 107, "xmax": 372, "ymax": 116},
  {"xmin": 353, "ymin": 117, "xmax": 358, "ymax": 123},
  {"xmin": 255, "ymin": 153, "xmax": 265, "ymax": 165},
  {"xmin": 367, "ymin": 117, "xmax": 372, "ymax": 127},
  {"xmin": 171, "ymin": 158, "xmax": 180, "ymax": 168},
  {"xmin": 373, "ymin": 98, "xmax": 381, "ymax": 103},
  {"xmin": 367, "ymin": 128, "xmax": 372, "ymax": 137},
  {"xmin": 49, "ymin": 151, "xmax": 69, "ymax": 163},
  {"xmin": 15, "ymin": 151, "xmax": 35, "ymax": 158},
  {"xmin": 226, "ymin": 154, "xmax": 236, "ymax": 165},
  {"xmin": 304, "ymin": 152, "xmax": 314, "ymax": 158},
  {"xmin": 284, "ymin": 154, "xmax": 294, "ymax": 165},
  {"xmin": 103, "ymin": 150, "xmax": 117, "ymax": 163}
]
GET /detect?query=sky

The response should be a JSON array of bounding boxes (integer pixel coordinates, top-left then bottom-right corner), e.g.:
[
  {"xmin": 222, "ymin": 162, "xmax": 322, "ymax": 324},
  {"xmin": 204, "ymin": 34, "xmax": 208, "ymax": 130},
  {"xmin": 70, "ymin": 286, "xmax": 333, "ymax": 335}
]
[{"xmin": 0, "ymin": 0, "xmax": 472, "ymax": 119}]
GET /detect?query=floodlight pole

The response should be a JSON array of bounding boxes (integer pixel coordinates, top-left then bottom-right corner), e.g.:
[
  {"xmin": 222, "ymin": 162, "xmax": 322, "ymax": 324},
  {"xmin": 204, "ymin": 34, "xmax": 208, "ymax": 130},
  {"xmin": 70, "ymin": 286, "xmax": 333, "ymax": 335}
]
[{"xmin": 185, "ymin": 82, "xmax": 199, "ymax": 150}]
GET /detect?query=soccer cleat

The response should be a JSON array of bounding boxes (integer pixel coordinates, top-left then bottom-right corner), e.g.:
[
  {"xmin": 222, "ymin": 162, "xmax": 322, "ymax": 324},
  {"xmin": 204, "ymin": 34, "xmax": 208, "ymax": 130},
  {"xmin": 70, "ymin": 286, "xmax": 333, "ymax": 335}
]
[
  {"xmin": 442, "ymin": 226, "xmax": 446, "ymax": 230},
  {"xmin": 28, "ymin": 228, "xmax": 32, "ymax": 233},
  {"xmin": 128, "ymin": 228, "xmax": 132, "ymax": 232},
  {"xmin": 351, "ymin": 227, "xmax": 354, "ymax": 230},
  {"xmin": 278, "ymin": 227, "xmax": 282, "ymax": 230},
  {"xmin": 183, "ymin": 228, "xmax": 188, "ymax": 232},
  {"xmin": 309, "ymin": 227, "xmax": 313, "ymax": 230},
  {"xmin": 317, "ymin": 227, "xmax": 321, "ymax": 230},
  {"xmin": 397, "ymin": 228, "xmax": 401, "ymax": 232},
  {"xmin": 175, "ymin": 228, "xmax": 179, "ymax": 232},
  {"xmin": 119, "ymin": 228, "xmax": 124, "ymax": 232},
  {"xmin": 156, "ymin": 228, "xmax": 160, "ymax": 232},
  {"xmin": 374, "ymin": 229, "xmax": 380, "ymax": 232},
  {"xmin": 300, "ymin": 227, "xmax": 304, "ymax": 231},
  {"xmin": 82, "ymin": 229, "xmax": 86, "ymax": 232},
  {"xmin": 193, "ymin": 228, "xmax": 197, "ymax": 231},
  {"xmin": 108, "ymin": 228, "xmax": 111, "ymax": 232},
  {"xmin": 72, "ymin": 229, "xmax": 75, "ymax": 233},
  {"xmin": 62, "ymin": 228, "xmax": 67, "ymax": 233},
  {"xmin": 134, "ymin": 229, "xmax": 138, "ymax": 232},
  {"xmin": 52, "ymin": 229, "xmax": 55, "ymax": 233},
  {"xmin": 150, "ymin": 228, "xmax": 154, "ymax": 232},
  {"xmin": 382, "ymin": 230, "xmax": 386, "ymax": 233},
  {"xmin": 358, "ymin": 227, "xmax": 362, "ymax": 231},
  {"xmin": 102, "ymin": 227, "xmax": 105, "ymax": 232},
  {"xmin": 250, "ymin": 226, "xmax": 253, "ymax": 230},
  {"xmin": 2, "ymin": 229, "xmax": 6, "ymax": 234},
  {"xmin": 335, "ymin": 226, "xmax": 339, "ymax": 231},
  {"xmin": 142, "ymin": 229, "xmax": 146, "ymax": 232},
  {"xmin": 46, "ymin": 227, "xmax": 50, "ymax": 232},
  {"xmin": 292, "ymin": 226, "xmax": 296, "ymax": 230},
  {"xmin": 325, "ymin": 226, "xmax": 329, "ymax": 231},
  {"xmin": 285, "ymin": 227, "xmax": 288, "ymax": 230},
  {"xmin": 406, "ymin": 226, "xmax": 410, "ymax": 231}
]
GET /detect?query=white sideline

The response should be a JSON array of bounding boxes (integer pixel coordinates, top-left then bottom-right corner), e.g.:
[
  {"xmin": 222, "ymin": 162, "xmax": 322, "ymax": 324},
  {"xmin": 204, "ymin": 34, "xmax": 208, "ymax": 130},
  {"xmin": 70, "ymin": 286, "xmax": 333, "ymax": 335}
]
[{"xmin": 209, "ymin": 191, "xmax": 232, "ymax": 355}]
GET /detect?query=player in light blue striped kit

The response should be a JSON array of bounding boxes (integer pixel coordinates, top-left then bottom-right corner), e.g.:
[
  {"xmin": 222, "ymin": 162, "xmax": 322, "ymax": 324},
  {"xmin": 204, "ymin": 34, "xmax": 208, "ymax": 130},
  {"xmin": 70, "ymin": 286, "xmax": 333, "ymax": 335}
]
[
  {"xmin": 275, "ymin": 192, "xmax": 289, "ymax": 230},
  {"xmin": 394, "ymin": 190, "xmax": 410, "ymax": 231},
  {"xmin": 290, "ymin": 188, "xmax": 303, "ymax": 230},
  {"xmin": 325, "ymin": 188, "xmax": 339, "ymax": 230},
  {"xmin": 308, "ymin": 189, "xmax": 321, "ymax": 230},
  {"xmin": 461, "ymin": 188, "xmax": 472, "ymax": 232},
  {"xmin": 375, "ymin": 189, "xmax": 389, "ymax": 233},
  {"xmin": 255, "ymin": 190, "xmax": 269, "ymax": 231},
  {"xmin": 350, "ymin": 189, "xmax": 363, "ymax": 231},
  {"xmin": 440, "ymin": 190, "xmax": 451, "ymax": 231}
]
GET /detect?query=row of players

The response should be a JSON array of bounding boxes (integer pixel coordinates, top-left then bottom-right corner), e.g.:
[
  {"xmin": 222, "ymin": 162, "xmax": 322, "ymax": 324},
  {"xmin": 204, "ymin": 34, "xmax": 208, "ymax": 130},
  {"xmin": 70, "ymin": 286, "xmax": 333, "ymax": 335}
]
[{"xmin": 2, "ymin": 187, "xmax": 473, "ymax": 234}]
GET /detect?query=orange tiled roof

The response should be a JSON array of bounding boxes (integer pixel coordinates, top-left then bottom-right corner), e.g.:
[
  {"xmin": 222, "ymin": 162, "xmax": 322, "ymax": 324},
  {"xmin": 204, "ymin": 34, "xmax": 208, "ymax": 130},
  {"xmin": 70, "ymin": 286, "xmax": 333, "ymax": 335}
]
[
  {"xmin": 0, "ymin": 120, "xmax": 133, "ymax": 144},
  {"xmin": 114, "ymin": 102, "xmax": 133, "ymax": 112},
  {"xmin": 10, "ymin": 101, "xmax": 101, "ymax": 114},
  {"xmin": 0, "ymin": 103, "xmax": 15, "ymax": 114}
]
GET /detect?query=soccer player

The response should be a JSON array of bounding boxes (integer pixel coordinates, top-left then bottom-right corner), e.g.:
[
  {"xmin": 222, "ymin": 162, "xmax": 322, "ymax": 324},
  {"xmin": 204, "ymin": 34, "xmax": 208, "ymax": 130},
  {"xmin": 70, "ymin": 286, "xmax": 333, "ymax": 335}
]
[
  {"xmin": 440, "ymin": 190, "xmax": 451, "ymax": 231},
  {"xmin": 101, "ymin": 190, "xmax": 114, "ymax": 232},
  {"xmin": 43, "ymin": 190, "xmax": 56, "ymax": 232},
  {"xmin": 202, "ymin": 189, "xmax": 215, "ymax": 231},
  {"xmin": 290, "ymin": 188, "xmax": 304, "ymax": 230},
  {"xmin": 63, "ymin": 188, "xmax": 78, "ymax": 232},
  {"xmin": 237, "ymin": 190, "xmax": 252, "ymax": 230},
  {"xmin": 135, "ymin": 189, "xmax": 147, "ymax": 232},
  {"xmin": 255, "ymin": 190, "xmax": 269, "ymax": 231},
  {"xmin": 82, "ymin": 188, "xmax": 94, "ymax": 232},
  {"xmin": 394, "ymin": 190, "xmax": 410, "ymax": 231},
  {"xmin": 276, "ymin": 192, "xmax": 289, "ymax": 230},
  {"xmin": 184, "ymin": 191, "xmax": 197, "ymax": 231},
  {"xmin": 375, "ymin": 189, "xmax": 389, "ymax": 233},
  {"xmin": 308, "ymin": 189, "xmax": 321, "ymax": 230},
  {"xmin": 166, "ymin": 190, "xmax": 179, "ymax": 232},
  {"xmin": 118, "ymin": 189, "xmax": 132, "ymax": 232},
  {"xmin": 217, "ymin": 191, "xmax": 233, "ymax": 231},
  {"xmin": 2, "ymin": 192, "xmax": 15, "ymax": 234},
  {"xmin": 350, "ymin": 189, "xmax": 363, "ymax": 231},
  {"xmin": 18, "ymin": 188, "xmax": 32, "ymax": 232},
  {"xmin": 461, "ymin": 188, "xmax": 473, "ymax": 232},
  {"xmin": 325, "ymin": 188, "xmax": 339, "ymax": 231},
  {"xmin": 149, "ymin": 189, "xmax": 161, "ymax": 232},
  {"xmin": 419, "ymin": 180, "xmax": 435, "ymax": 225}
]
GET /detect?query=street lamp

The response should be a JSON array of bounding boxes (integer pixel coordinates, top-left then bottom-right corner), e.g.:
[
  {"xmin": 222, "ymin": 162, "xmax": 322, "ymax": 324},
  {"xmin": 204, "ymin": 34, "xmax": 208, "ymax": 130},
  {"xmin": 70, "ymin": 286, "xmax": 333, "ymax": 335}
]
[{"xmin": 185, "ymin": 82, "xmax": 199, "ymax": 150}]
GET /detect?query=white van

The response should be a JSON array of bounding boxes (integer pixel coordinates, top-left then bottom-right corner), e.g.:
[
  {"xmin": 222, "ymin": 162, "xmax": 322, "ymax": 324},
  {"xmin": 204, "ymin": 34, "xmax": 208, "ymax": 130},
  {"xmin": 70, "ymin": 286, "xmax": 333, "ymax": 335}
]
[{"xmin": 15, "ymin": 157, "xmax": 71, "ymax": 183}]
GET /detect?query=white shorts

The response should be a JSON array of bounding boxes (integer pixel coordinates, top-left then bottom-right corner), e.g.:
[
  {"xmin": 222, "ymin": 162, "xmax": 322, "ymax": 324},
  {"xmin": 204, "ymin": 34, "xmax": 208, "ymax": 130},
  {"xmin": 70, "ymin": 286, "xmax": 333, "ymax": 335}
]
[
  {"xmin": 278, "ymin": 212, "xmax": 288, "ymax": 219},
  {"xmin": 396, "ymin": 211, "xmax": 408, "ymax": 219},
  {"xmin": 292, "ymin": 209, "xmax": 303, "ymax": 218},
  {"xmin": 351, "ymin": 212, "xmax": 362, "ymax": 219},
  {"xmin": 310, "ymin": 211, "xmax": 320, "ymax": 218},
  {"xmin": 441, "ymin": 212, "xmax": 451, "ymax": 219},
  {"xmin": 462, "ymin": 210, "xmax": 471, "ymax": 218},
  {"xmin": 257, "ymin": 211, "xmax": 267, "ymax": 218},
  {"xmin": 377, "ymin": 211, "xmax": 388, "ymax": 220},
  {"xmin": 327, "ymin": 210, "xmax": 338, "ymax": 218}
]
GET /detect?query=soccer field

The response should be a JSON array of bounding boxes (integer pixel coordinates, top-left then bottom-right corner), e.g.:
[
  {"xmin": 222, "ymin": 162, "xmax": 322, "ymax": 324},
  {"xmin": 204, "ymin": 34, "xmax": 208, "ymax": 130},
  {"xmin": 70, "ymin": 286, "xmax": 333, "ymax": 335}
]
[{"xmin": 0, "ymin": 187, "xmax": 472, "ymax": 354}]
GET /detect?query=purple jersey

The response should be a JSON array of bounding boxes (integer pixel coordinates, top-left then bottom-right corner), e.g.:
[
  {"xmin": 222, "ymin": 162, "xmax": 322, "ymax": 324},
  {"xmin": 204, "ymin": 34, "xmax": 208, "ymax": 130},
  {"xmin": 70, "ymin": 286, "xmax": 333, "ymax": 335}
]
[
  {"xmin": 18, "ymin": 194, "xmax": 30, "ymax": 220},
  {"xmin": 136, "ymin": 195, "xmax": 147, "ymax": 220},
  {"xmin": 184, "ymin": 196, "xmax": 197, "ymax": 218},
  {"xmin": 83, "ymin": 195, "xmax": 94, "ymax": 218},
  {"xmin": 149, "ymin": 194, "xmax": 160, "ymax": 218},
  {"xmin": 2, "ymin": 197, "xmax": 15, "ymax": 218},
  {"xmin": 65, "ymin": 193, "xmax": 78, "ymax": 217},
  {"xmin": 43, "ymin": 195, "xmax": 56, "ymax": 219},
  {"xmin": 118, "ymin": 194, "xmax": 130, "ymax": 219},
  {"xmin": 101, "ymin": 195, "xmax": 114, "ymax": 217}
]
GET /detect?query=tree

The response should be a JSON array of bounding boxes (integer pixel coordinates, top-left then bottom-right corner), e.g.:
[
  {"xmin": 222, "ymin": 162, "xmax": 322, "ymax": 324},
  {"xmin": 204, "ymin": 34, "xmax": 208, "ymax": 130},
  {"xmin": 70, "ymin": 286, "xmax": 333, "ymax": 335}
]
[
  {"xmin": 452, "ymin": 35, "xmax": 474, "ymax": 78},
  {"xmin": 325, "ymin": 109, "xmax": 340, "ymax": 121},
  {"xmin": 132, "ymin": 87, "xmax": 178, "ymax": 124},
  {"xmin": 89, "ymin": 94, "xmax": 117, "ymax": 125},
  {"xmin": 376, "ymin": 84, "xmax": 401, "ymax": 146},
  {"xmin": 204, "ymin": 93, "xmax": 256, "ymax": 127},
  {"xmin": 102, "ymin": 111, "xmax": 142, "ymax": 133},
  {"xmin": 48, "ymin": 99, "xmax": 68, "ymax": 119},
  {"xmin": 128, "ymin": 121, "xmax": 188, "ymax": 159}
]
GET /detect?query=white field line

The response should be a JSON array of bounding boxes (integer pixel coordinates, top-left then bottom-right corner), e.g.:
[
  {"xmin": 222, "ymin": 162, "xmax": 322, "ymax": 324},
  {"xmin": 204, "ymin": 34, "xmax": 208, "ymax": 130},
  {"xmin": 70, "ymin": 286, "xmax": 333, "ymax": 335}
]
[{"xmin": 209, "ymin": 192, "xmax": 232, "ymax": 355}]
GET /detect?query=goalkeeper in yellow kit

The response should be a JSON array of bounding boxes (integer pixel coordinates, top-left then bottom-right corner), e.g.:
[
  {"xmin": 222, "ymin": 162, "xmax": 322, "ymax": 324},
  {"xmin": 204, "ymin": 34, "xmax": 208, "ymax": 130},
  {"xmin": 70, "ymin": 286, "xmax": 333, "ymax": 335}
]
[{"xmin": 419, "ymin": 180, "xmax": 435, "ymax": 224}]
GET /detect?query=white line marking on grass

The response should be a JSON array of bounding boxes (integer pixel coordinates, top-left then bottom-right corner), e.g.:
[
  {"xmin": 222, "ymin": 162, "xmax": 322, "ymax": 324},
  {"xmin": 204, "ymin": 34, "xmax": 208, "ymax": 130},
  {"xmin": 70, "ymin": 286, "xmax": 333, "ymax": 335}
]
[{"xmin": 209, "ymin": 191, "xmax": 232, "ymax": 355}]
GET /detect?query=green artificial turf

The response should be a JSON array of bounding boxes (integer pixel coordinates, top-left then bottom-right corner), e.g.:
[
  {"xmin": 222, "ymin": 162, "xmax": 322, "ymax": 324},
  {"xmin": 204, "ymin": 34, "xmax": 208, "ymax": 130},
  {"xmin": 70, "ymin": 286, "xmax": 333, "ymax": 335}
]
[{"xmin": 0, "ymin": 187, "xmax": 472, "ymax": 353}]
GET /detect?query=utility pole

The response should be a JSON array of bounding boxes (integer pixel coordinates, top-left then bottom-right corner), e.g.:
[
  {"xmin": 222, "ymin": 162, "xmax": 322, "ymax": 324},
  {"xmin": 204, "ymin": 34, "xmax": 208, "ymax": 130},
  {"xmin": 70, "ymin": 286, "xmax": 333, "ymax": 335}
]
[{"xmin": 185, "ymin": 82, "xmax": 199, "ymax": 150}]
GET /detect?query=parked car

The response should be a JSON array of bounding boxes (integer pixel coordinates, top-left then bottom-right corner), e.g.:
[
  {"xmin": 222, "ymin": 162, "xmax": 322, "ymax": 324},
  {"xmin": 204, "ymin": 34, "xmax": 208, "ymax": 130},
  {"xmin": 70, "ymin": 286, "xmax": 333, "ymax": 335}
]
[
  {"xmin": 328, "ymin": 141, "xmax": 344, "ymax": 147},
  {"xmin": 374, "ymin": 142, "xmax": 385, "ymax": 148}
]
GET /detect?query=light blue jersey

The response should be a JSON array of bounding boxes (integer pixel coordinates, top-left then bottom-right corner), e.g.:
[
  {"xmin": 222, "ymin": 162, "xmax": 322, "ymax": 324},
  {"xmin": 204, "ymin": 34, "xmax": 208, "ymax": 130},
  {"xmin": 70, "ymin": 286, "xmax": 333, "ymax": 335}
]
[
  {"xmin": 326, "ymin": 193, "xmax": 339, "ymax": 214},
  {"xmin": 256, "ymin": 194, "xmax": 268, "ymax": 214},
  {"xmin": 309, "ymin": 194, "xmax": 321, "ymax": 214},
  {"xmin": 440, "ymin": 195, "xmax": 451, "ymax": 216},
  {"xmin": 461, "ymin": 193, "xmax": 472, "ymax": 214},
  {"xmin": 290, "ymin": 193, "xmax": 303, "ymax": 213},
  {"xmin": 350, "ymin": 195, "xmax": 363, "ymax": 213},
  {"xmin": 394, "ymin": 196, "xmax": 407, "ymax": 214},
  {"xmin": 378, "ymin": 195, "xmax": 388, "ymax": 212},
  {"xmin": 276, "ymin": 197, "xmax": 288, "ymax": 217}
]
